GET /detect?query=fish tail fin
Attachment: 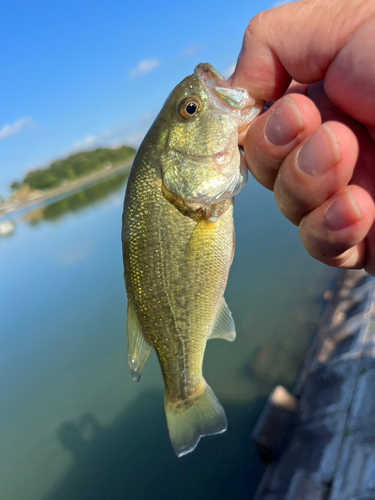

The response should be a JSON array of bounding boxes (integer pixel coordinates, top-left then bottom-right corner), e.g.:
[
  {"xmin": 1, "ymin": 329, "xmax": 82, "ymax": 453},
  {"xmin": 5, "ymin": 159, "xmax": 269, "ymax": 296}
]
[{"xmin": 164, "ymin": 379, "xmax": 227, "ymax": 457}]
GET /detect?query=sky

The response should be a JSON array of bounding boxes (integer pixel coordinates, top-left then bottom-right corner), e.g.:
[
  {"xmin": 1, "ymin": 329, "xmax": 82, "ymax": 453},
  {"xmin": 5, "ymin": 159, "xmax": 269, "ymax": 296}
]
[{"xmin": 0, "ymin": 0, "xmax": 289, "ymax": 196}]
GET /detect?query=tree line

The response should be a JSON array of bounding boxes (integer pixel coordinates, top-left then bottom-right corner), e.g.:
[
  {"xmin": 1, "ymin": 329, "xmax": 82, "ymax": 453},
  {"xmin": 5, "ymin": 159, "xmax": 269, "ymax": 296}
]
[{"xmin": 11, "ymin": 145, "xmax": 136, "ymax": 191}]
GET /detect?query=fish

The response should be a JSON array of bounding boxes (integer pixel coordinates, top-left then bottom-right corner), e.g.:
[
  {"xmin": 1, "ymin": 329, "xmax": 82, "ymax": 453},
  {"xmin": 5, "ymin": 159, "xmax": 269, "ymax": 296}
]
[{"xmin": 121, "ymin": 63, "xmax": 262, "ymax": 457}]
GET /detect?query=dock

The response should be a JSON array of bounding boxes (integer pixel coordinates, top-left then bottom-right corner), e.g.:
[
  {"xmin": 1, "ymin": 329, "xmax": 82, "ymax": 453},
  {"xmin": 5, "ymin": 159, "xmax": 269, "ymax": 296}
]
[{"xmin": 253, "ymin": 269, "xmax": 375, "ymax": 500}]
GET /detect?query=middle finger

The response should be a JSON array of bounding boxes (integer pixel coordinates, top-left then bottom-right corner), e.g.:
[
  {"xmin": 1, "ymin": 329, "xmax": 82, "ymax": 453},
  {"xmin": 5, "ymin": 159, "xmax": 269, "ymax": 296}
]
[{"xmin": 274, "ymin": 121, "xmax": 359, "ymax": 225}]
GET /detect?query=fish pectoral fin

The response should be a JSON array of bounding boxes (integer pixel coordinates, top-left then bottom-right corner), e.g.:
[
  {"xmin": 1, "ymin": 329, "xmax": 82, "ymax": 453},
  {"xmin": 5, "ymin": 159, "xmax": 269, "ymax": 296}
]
[
  {"xmin": 165, "ymin": 379, "xmax": 227, "ymax": 457},
  {"xmin": 208, "ymin": 298, "xmax": 236, "ymax": 342},
  {"xmin": 126, "ymin": 300, "xmax": 151, "ymax": 383}
]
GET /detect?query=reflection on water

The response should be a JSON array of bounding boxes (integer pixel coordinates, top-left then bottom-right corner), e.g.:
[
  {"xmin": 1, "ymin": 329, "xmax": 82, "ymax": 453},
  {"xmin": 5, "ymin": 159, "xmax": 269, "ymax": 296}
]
[
  {"xmin": 45, "ymin": 391, "xmax": 266, "ymax": 500},
  {"xmin": 1, "ymin": 172, "xmax": 336, "ymax": 500},
  {"xmin": 242, "ymin": 340, "xmax": 301, "ymax": 390},
  {"xmin": 0, "ymin": 219, "xmax": 16, "ymax": 237},
  {"xmin": 23, "ymin": 172, "xmax": 129, "ymax": 225}
]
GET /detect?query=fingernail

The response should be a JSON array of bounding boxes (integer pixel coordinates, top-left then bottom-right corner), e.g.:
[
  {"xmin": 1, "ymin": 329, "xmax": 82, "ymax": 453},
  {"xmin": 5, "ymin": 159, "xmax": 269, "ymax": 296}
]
[
  {"xmin": 324, "ymin": 190, "xmax": 362, "ymax": 231},
  {"xmin": 264, "ymin": 97, "xmax": 303, "ymax": 146},
  {"xmin": 297, "ymin": 124, "xmax": 340, "ymax": 176}
]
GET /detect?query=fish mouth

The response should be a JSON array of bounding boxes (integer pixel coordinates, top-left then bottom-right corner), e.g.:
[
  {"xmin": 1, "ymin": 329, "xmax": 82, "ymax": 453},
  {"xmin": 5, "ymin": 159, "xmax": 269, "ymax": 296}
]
[
  {"xmin": 195, "ymin": 63, "xmax": 256, "ymax": 111},
  {"xmin": 194, "ymin": 63, "xmax": 263, "ymax": 130}
]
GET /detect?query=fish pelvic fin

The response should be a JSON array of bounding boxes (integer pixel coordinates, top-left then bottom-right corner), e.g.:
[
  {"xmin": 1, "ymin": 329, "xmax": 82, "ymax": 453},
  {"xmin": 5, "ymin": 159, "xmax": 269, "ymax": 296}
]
[
  {"xmin": 208, "ymin": 298, "xmax": 236, "ymax": 342},
  {"xmin": 165, "ymin": 379, "xmax": 227, "ymax": 457},
  {"xmin": 126, "ymin": 300, "xmax": 151, "ymax": 383}
]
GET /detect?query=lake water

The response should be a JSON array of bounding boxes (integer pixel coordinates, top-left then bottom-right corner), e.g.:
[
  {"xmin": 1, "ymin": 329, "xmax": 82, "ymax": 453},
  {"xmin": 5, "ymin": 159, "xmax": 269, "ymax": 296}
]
[{"xmin": 1, "ymin": 171, "xmax": 336, "ymax": 500}]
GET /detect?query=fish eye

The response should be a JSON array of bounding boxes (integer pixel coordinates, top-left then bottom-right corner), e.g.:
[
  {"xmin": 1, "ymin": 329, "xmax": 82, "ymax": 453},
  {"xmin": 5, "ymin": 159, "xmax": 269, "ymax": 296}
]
[{"xmin": 179, "ymin": 97, "xmax": 201, "ymax": 120}]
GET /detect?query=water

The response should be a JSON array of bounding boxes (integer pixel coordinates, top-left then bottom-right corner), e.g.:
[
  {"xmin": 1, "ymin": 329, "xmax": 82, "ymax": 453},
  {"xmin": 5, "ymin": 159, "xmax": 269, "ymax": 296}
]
[{"xmin": 1, "ymin": 171, "xmax": 336, "ymax": 500}]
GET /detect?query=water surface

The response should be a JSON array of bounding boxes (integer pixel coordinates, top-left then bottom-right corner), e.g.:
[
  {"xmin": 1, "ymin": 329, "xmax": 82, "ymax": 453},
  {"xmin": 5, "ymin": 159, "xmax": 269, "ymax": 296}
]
[{"xmin": 1, "ymin": 172, "xmax": 336, "ymax": 500}]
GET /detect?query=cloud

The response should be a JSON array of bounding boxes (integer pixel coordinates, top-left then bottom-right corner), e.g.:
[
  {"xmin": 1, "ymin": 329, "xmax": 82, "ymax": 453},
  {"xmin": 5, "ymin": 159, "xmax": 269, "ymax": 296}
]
[
  {"xmin": 124, "ymin": 113, "xmax": 156, "ymax": 147},
  {"xmin": 0, "ymin": 117, "xmax": 35, "ymax": 140},
  {"xmin": 129, "ymin": 59, "xmax": 160, "ymax": 78},
  {"xmin": 272, "ymin": 0, "xmax": 297, "ymax": 7},
  {"xmin": 72, "ymin": 135, "xmax": 98, "ymax": 151},
  {"xmin": 124, "ymin": 130, "xmax": 148, "ymax": 147},
  {"xmin": 223, "ymin": 62, "xmax": 236, "ymax": 79},
  {"xmin": 182, "ymin": 45, "xmax": 201, "ymax": 57},
  {"xmin": 70, "ymin": 124, "xmax": 132, "ymax": 154},
  {"xmin": 142, "ymin": 113, "xmax": 155, "ymax": 122}
]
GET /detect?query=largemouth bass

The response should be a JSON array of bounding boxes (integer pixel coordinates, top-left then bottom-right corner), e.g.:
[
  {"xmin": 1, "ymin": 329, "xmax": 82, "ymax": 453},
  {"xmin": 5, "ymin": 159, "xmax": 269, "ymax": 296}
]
[{"xmin": 122, "ymin": 63, "xmax": 262, "ymax": 457}]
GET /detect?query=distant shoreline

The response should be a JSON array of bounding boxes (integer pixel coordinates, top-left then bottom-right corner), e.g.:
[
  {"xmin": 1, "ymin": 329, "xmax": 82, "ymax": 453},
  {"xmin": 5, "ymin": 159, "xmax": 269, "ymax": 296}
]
[{"xmin": 0, "ymin": 158, "xmax": 134, "ymax": 220}]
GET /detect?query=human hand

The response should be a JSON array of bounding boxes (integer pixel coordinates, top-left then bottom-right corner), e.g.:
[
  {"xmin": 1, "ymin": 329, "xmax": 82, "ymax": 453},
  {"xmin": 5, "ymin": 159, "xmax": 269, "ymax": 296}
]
[{"xmin": 230, "ymin": 0, "xmax": 375, "ymax": 276}]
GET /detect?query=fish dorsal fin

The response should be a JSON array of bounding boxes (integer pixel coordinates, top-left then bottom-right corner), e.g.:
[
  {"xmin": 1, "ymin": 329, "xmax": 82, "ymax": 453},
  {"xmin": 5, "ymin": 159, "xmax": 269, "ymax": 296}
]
[
  {"xmin": 127, "ymin": 300, "xmax": 151, "ymax": 382},
  {"xmin": 209, "ymin": 298, "xmax": 236, "ymax": 342}
]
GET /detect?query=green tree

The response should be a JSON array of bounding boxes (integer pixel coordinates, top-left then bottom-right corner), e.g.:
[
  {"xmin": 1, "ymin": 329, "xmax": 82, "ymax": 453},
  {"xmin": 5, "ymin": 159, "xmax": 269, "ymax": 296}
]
[
  {"xmin": 24, "ymin": 170, "xmax": 59, "ymax": 190},
  {"xmin": 17, "ymin": 145, "xmax": 136, "ymax": 191},
  {"xmin": 10, "ymin": 181, "xmax": 22, "ymax": 191}
]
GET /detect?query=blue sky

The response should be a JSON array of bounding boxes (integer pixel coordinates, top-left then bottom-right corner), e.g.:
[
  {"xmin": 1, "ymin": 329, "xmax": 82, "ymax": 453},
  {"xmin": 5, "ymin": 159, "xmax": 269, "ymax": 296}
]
[{"xmin": 0, "ymin": 0, "xmax": 282, "ymax": 196}]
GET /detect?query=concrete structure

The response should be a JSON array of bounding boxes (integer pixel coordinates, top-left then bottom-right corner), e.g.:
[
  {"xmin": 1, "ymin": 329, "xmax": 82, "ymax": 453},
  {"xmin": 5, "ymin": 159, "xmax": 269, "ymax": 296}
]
[{"xmin": 253, "ymin": 269, "xmax": 375, "ymax": 500}]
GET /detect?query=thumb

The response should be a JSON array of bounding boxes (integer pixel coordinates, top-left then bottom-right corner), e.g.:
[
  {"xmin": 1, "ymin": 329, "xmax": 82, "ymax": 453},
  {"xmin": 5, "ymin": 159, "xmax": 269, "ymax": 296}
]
[{"xmin": 230, "ymin": 0, "xmax": 375, "ymax": 120}]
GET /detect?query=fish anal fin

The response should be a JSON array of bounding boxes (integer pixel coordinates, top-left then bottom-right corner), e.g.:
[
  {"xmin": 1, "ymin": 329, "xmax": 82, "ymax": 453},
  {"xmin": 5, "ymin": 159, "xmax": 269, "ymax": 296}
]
[
  {"xmin": 126, "ymin": 300, "xmax": 151, "ymax": 383},
  {"xmin": 165, "ymin": 379, "xmax": 227, "ymax": 457},
  {"xmin": 209, "ymin": 298, "xmax": 236, "ymax": 342}
]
